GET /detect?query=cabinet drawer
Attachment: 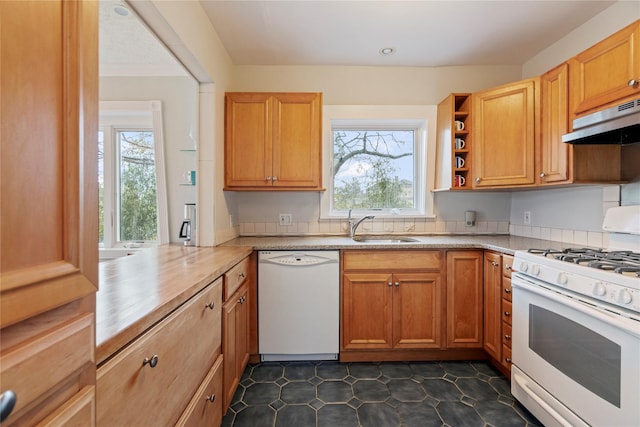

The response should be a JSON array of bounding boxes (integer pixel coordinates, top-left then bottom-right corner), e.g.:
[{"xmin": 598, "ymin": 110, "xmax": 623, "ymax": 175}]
[
  {"xmin": 503, "ymin": 323, "xmax": 512, "ymax": 349},
  {"xmin": 502, "ymin": 276, "xmax": 512, "ymax": 302},
  {"xmin": 38, "ymin": 386, "xmax": 95, "ymax": 426},
  {"xmin": 502, "ymin": 255, "xmax": 514, "ymax": 277},
  {"xmin": 97, "ymin": 278, "xmax": 222, "ymax": 426},
  {"xmin": 343, "ymin": 250, "xmax": 442, "ymax": 271},
  {"xmin": 176, "ymin": 354, "xmax": 223, "ymax": 427},
  {"xmin": 502, "ymin": 300, "xmax": 512, "ymax": 326},
  {"xmin": 224, "ymin": 256, "xmax": 250, "ymax": 300},
  {"xmin": 0, "ymin": 313, "xmax": 94, "ymax": 420},
  {"xmin": 502, "ymin": 344, "xmax": 512, "ymax": 367}
]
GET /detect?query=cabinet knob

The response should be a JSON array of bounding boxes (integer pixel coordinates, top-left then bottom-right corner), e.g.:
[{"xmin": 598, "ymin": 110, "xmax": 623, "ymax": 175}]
[
  {"xmin": 205, "ymin": 302, "xmax": 215, "ymax": 310},
  {"xmin": 272, "ymin": 176, "xmax": 278, "ymax": 181},
  {"xmin": 239, "ymin": 272, "xmax": 246, "ymax": 279},
  {"xmin": 504, "ymin": 288, "xmax": 511, "ymax": 294},
  {"xmin": 0, "ymin": 390, "xmax": 17, "ymax": 422},
  {"xmin": 394, "ymin": 282, "xmax": 400, "ymax": 287},
  {"xmin": 540, "ymin": 172, "xmax": 546, "ymax": 179},
  {"xmin": 491, "ymin": 261, "xmax": 499, "ymax": 267},
  {"xmin": 505, "ymin": 334, "xmax": 512, "ymax": 340},
  {"xmin": 388, "ymin": 282, "xmax": 393, "ymax": 287},
  {"xmin": 505, "ymin": 357, "xmax": 512, "ymax": 364},
  {"xmin": 266, "ymin": 176, "xmax": 271, "ymax": 181},
  {"xmin": 504, "ymin": 311, "xmax": 511, "ymax": 317},
  {"xmin": 238, "ymin": 295, "xmax": 246, "ymax": 304},
  {"xmin": 205, "ymin": 394, "xmax": 216, "ymax": 403},
  {"xmin": 628, "ymin": 79, "xmax": 639, "ymax": 88},
  {"xmin": 143, "ymin": 354, "xmax": 159, "ymax": 368},
  {"xmin": 475, "ymin": 177, "xmax": 481, "ymax": 184},
  {"xmin": 505, "ymin": 264, "xmax": 512, "ymax": 271}
]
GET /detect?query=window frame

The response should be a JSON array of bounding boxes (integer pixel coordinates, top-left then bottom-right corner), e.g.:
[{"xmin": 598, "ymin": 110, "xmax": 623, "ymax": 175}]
[
  {"xmin": 321, "ymin": 105, "xmax": 437, "ymax": 219},
  {"xmin": 99, "ymin": 100, "xmax": 169, "ymax": 248}
]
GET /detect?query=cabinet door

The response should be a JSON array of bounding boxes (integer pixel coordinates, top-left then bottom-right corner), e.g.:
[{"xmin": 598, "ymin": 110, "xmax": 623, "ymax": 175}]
[
  {"xmin": 570, "ymin": 21, "xmax": 640, "ymax": 116},
  {"xmin": 0, "ymin": 1, "xmax": 98, "ymax": 424},
  {"xmin": 483, "ymin": 252, "xmax": 502, "ymax": 361},
  {"xmin": 473, "ymin": 79, "xmax": 538, "ymax": 187},
  {"xmin": 446, "ymin": 251, "xmax": 483, "ymax": 348},
  {"xmin": 224, "ymin": 93, "xmax": 272, "ymax": 188},
  {"xmin": 272, "ymin": 93, "xmax": 322, "ymax": 188},
  {"xmin": 222, "ymin": 283, "xmax": 250, "ymax": 413},
  {"xmin": 342, "ymin": 273, "xmax": 393, "ymax": 350},
  {"xmin": 540, "ymin": 63, "xmax": 571, "ymax": 184},
  {"xmin": 393, "ymin": 273, "xmax": 442, "ymax": 349}
]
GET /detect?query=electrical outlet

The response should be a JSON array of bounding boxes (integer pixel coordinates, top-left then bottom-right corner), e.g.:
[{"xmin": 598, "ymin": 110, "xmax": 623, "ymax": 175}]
[
  {"xmin": 524, "ymin": 211, "xmax": 531, "ymax": 225},
  {"xmin": 279, "ymin": 213, "xmax": 292, "ymax": 226}
]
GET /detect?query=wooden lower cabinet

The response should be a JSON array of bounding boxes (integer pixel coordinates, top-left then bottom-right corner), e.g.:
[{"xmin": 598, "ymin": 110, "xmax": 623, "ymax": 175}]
[
  {"xmin": 500, "ymin": 254, "xmax": 514, "ymax": 377},
  {"xmin": 96, "ymin": 278, "xmax": 223, "ymax": 426},
  {"xmin": 341, "ymin": 250, "xmax": 448, "ymax": 360},
  {"xmin": 222, "ymin": 283, "xmax": 250, "ymax": 413},
  {"xmin": 446, "ymin": 251, "xmax": 484, "ymax": 348},
  {"xmin": 483, "ymin": 252, "xmax": 503, "ymax": 362}
]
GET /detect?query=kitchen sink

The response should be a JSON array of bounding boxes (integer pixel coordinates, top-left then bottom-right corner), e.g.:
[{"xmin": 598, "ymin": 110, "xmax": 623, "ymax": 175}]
[{"xmin": 352, "ymin": 235, "xmax": 419, "ymax": 243}]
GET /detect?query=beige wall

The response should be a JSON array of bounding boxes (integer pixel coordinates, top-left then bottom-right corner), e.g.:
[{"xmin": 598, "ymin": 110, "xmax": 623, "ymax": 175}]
[
  {"xmin": 229, "ymin": 65, "xmax": 522, "ymax": 105},
  {"xmin": 522, "ymin": 1, "xmax": 639, "ymax": 77}
]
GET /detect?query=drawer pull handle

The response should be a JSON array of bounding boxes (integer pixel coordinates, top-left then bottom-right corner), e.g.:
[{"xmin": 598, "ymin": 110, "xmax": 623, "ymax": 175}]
[
  {"xmin": 205, "ymin": 394, "xmax": 216, "ymax": 403},
  {"xmin": 504, "ymin": 288, "xmax": 511, "ymax": 294},
  {"xmin": 205, "ymin": 302, "xmax": 215, "ymax": 310},
  {"xmin": 0, "ymin": 390, "xmax": 17, "ymax": 422},
  {"xmin": 505, "ymin": 334, "xmax": 511, "ymax": 340},
  {"xmin": 504, "ymin": 311, "xmax": 511, "ymax": 317},
  {"xmin": 143, "ymin": 355, "xmax": 159, "ymax": 368}
]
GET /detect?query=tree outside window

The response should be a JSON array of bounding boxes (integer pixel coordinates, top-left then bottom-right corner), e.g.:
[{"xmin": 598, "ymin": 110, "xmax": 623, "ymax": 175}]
[{"xmin": 333, "ymin": 129, "xmax": 415, "ymax": 210}]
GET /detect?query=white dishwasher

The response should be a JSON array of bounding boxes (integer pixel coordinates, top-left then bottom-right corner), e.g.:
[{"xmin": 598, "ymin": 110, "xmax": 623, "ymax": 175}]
[{"xmin": 258, "ymin": 250, "xmax": 340, "ymax": 362}]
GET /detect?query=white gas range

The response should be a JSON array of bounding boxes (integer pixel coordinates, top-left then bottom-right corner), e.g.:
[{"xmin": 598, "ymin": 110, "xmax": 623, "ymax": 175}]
[{"xmin": 511, "ymin": 205, "xmax": 640, "ymax": 427}]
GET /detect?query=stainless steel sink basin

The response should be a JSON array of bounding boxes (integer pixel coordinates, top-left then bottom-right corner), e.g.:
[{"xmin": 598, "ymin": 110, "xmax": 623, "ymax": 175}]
[{"xmin": 352, "ymin": 235, "xmax": 419, "ymax": 243}]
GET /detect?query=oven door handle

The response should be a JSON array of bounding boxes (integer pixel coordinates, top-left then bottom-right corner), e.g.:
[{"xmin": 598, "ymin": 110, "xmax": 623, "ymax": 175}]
[{"xmin": 512, "ymin": 275, "xmax": 640, "ymax": 339}]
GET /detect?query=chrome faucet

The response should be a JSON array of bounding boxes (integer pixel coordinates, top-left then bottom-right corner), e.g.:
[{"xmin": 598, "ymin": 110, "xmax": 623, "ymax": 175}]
[{"xmin": 348, "ymin": 209, "xmax": 375, "ymax": 238}]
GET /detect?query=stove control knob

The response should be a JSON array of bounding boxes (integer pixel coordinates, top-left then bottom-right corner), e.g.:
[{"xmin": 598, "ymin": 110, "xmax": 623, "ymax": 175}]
[
  {"xmin": 616, "ymin": 289, "xmax": 633, "ymax": 305},
  {"xmin": 519, "ymin": 261, "xmax": 528, "ymax": 272},
  {"xmin": 593, "ymin": 282, "xmax": 607, "ymax": 297},
  {"xmin": 557, "ymin": 272, "xmax": 568, "ymax": 285},
  {"xmin": 531, "ymin": 265, "xmax": 541, "ymax": 276}
]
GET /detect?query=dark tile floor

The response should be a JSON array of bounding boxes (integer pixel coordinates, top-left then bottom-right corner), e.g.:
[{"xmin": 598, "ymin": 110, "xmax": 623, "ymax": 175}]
[{"xmin": 222, "ymin": 360, "xmax": 542, "ymax": 427}]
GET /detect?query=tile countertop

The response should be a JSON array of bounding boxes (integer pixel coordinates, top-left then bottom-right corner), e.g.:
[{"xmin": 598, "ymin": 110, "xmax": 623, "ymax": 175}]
[
  {"xmin": 221, "ymin": 234, "xmax": 568, "ymax": 254},
  {"xmin": 96, "ymin": 244, "xmax": 253, "ymax": 365}
]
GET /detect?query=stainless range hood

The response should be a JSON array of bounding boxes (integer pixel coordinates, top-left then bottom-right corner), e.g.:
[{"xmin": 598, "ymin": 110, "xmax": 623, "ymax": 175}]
[{"xmin": 562, "ymin": 99, "xmax": 640, "ymax": 145}]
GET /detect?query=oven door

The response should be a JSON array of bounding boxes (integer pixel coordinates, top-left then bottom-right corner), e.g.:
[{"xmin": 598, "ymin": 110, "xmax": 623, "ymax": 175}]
[{"xmin": 511, "ymin": 273, "xmax": 640, "ymax": 427}]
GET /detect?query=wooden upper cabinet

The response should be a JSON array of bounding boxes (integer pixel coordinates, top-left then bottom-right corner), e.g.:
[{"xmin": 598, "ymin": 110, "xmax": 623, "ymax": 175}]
[
  {"xmin": 224, "ymin": 92, "xmax": 323, "ymax": 191},
  {"xmin": 540, "ymin": 62, "xmax": 571, "ymax": 185},
  {"xmin": 1, "ymin": 0, "xmax": 98, "ymax": 424},
  {"xmin": 472, "ymin": 78, "xmax": 539, "ymax": 188},
  {"xmin": 569, "ymin": 20, "xmax": 640, "ymax": 117}
]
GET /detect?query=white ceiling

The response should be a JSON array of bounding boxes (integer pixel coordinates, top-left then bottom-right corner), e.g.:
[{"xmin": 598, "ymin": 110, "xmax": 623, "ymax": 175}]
[{"xmin": 100, "ymin": 0, "xmax": 618, "ymax": 76}]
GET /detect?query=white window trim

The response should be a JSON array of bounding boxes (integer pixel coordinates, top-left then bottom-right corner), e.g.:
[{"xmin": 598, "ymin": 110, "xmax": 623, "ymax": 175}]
[
  {"xmin": 99, "ymin": 100, "xmax": 169, "ymax": 246},
  {"xmin": 321, "ymin": 105, "xmax": 437, "ymax": 219}
]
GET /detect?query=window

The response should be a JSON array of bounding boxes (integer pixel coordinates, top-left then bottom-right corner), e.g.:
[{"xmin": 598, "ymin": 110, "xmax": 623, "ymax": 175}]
[
  {"xmin": 321, "ymin": 106, "xmax": 437, "ymax": 218},
  {"xmin": 99, "ymin": 101, "xmax": 169, "ymax": 248}
]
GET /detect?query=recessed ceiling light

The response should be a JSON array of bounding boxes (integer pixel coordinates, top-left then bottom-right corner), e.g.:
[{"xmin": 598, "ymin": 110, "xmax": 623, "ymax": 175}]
[
  {"xmin": 113, "ymin": 4, "xmax": 130, "ymax": 16},
  {"xmin": 379, "ymin": 47, "xmax": 395, "ymax": 56}
]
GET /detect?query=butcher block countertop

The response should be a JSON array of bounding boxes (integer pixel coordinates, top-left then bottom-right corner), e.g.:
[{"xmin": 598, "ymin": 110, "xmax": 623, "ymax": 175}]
[{"xmin": 96, "ymin": 244, "xmax": 252, "ymax": 365}]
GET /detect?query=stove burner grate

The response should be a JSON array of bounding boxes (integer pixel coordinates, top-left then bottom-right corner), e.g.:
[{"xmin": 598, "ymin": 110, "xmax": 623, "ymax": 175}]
[{"xmin": 527, "ymin": 247, "xmax": 640, "ymax": 276}]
